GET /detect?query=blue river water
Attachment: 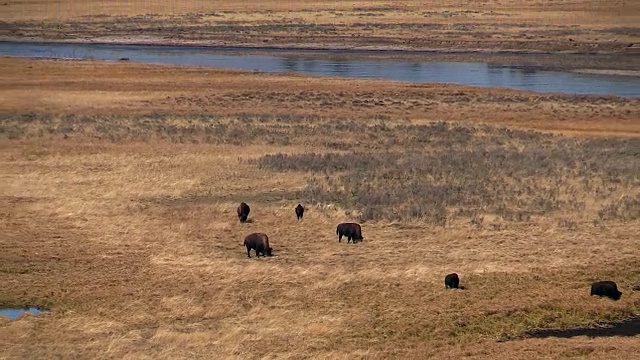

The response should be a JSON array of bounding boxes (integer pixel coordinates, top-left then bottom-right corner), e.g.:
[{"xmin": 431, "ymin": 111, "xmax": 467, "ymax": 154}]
[{"xmin": 1, "ymin": 41, "xmax": 638, "ymax": 96}]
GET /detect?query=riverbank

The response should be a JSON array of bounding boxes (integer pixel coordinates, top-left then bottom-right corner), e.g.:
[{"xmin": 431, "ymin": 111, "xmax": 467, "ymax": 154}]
[
  {"xmin": 1, "ymin": 57, "xmax": 639, "ymax": 137},
  {"xmin": 1, "ymin": 0, "xmax": 638, "ymax": 71}
]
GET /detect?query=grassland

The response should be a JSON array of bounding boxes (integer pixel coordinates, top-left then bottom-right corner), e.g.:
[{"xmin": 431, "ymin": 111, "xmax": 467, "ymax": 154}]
[
  {"xmin": 1, "ymin": 56, "xmax": 639, "ymax": 359},
  {"xmin": 1, "ymin": 0, "xmax": 639, "ymax": 70}
]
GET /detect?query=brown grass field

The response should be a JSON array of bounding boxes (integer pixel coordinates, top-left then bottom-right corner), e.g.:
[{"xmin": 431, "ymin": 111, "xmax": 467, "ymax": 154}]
[
  {"xmin": 1, "ymin": 55, "xmax": 639, "ymax": 359},
  {"xmin": 1, "ymin": 1, "xmax": 639, "ymax": 358},
  {"xmin": 1, "ymin": 0, "xmax": 639, "ymax": 65}
]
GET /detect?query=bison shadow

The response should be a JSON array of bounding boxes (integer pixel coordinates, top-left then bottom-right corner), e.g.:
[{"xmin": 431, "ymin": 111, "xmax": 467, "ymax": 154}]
[
  {"xmin": 451, "ymin": 286, "xmax": 466, "ymax": 290},
  {"xmin": 524, "ymin": 316, "xmax": 640, "ymax": 339}
]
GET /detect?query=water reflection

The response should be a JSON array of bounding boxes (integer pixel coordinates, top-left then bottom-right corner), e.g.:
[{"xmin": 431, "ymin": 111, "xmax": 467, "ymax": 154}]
[
  {"xmin": 331, "ymin": 58, "xmax": 350, "ymax": 75},
  {"xmin": 0, "ymin": 41, "xmax": 638, "ymax": 96},
  {"xmin": 282, "ymin": 57, "xmax": 298, "ymax": 72}
]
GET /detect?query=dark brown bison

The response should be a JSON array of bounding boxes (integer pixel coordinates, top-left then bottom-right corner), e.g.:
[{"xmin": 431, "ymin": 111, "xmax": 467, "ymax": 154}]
[
  {"xmin": 243, "ymin": 232, "xmax": 272, "ymax": 258},
  {"xmin": 295, "ymin": 204, "xmax": 304, "ymax": 220},
  {"xmin": 237, "ymin": 202, "xmax": 250, "ymax": 223},
  {"xmin": 590, "ymin": 280, "xmax": 622, "ymax": 300},
  {"xmin": 336, "ymin": 222, "xmax": 363, "ymax": 243},
  {"xmin": 445, "ymin": 273, "xmax": 460, "ymax": 289}
]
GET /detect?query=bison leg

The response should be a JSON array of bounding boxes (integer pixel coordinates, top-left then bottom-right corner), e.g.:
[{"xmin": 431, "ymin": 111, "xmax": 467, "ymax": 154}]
[
  {"xmin": 246, "ymin": 246, "xmax": 251, "ymax": 258},
  {"xmin": 338, "ymin": 234, "xmax": 342, "ymax": 243}
]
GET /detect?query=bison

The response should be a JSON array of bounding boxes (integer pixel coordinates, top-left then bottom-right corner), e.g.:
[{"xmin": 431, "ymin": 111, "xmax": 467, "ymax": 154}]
[
  {"xmin": 243, "ymin": 232, "xmax": 272, "ymax": 258},
  {"xmin": 237, "ymin": 202, "xmax": 250, "ymax": 223},
  {"xmin": 444, "ymin": 273, "xmax": 460, "ymax": 289},
  {"xmin": 590, "ymin": 280, "xmax": 622, "ymax": 300},
  {"xmin": 336, "ymin": 222, "xmax": 363, "ymax": 243},
  {"xmin": 295, "ymin": 204, "xmax": 304, "ymax": 220}
]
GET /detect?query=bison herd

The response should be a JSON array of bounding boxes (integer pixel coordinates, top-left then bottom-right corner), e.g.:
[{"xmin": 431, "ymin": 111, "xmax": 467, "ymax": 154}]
[
  {"xmin": 237, "ymin": 202, "xmax": 363, "ymax": 259},
  {"xmin": 235, "ymin": 202, "xmax": 627, "ymax": 301}
]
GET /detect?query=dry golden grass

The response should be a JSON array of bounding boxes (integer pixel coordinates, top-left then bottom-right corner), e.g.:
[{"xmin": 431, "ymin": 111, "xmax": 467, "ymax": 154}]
[
  {"xmin": 1, "ymin": 57, "xmax": 639, "ymax": 137},
  {"xmin": 1, "ymin": 0, "xmax": 639, "ymax": 57},
  {"xmin": 2, "ymin": 0, "xmax": 631, "ymax": 19},
  {"xmin": 1, "ymin": 57, "xmax": 639, "ymax": 359}
]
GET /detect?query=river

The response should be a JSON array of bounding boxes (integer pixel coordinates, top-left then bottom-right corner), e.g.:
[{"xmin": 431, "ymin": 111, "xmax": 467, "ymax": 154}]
[{"xmin": 1, "ymin": 41, "xmax": 638, "ymax": 97}]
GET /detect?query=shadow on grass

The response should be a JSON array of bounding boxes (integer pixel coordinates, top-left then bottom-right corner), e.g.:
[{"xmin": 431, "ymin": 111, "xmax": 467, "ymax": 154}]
[{"xmin": 525, "ymin": 316, "xmax": 640, "ymax": 339}]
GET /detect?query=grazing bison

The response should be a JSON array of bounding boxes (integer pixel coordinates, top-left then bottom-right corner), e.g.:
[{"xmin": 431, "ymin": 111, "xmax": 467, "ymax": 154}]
[
  {"xmin": 295, "ymin": 204, "xmax": 305, "ymax": 220},
  {"xmin": 237, "ymin": 202, "xmax": 250, "ymax": 223},
  {"xmin": 243, "ymin": 232, "xmax": 272, "ymax": 258},
  {"xmin": 336, "ymin": 222, "xmax": 363, "ymax": 243},
  {"xmin": 590, "ymin": 280, "xmax": 622, "ymax": 300},
  {"xmin": 445, "ymin": 273, "xmax": 460, "ymax": 289}
]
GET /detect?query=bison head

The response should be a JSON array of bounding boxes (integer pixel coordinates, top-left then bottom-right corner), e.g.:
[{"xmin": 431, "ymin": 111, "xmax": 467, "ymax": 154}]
[
  {"xmin": 612, "ymin": 291, "xmax": 622, "ymax": 301},
  {"xmin": 265, "ymin": 247, "xmax": 273, "ymax": 256}
]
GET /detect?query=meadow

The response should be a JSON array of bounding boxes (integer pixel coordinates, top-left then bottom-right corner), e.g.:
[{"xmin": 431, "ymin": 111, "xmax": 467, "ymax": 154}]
[{"xmin": 1, "ymin": 56, "xmax": 639, "ymax": 359}]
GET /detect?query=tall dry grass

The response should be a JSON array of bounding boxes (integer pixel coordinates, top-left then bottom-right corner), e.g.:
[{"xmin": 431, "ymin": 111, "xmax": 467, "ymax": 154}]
[{"xmin": 256, "ymin": 123, "xmax": 639, "ymax": 224}]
